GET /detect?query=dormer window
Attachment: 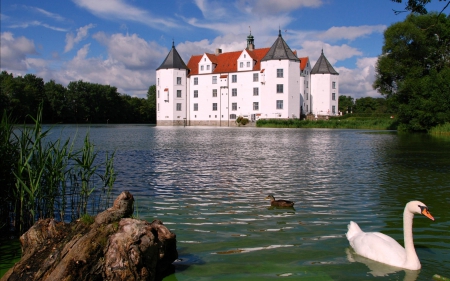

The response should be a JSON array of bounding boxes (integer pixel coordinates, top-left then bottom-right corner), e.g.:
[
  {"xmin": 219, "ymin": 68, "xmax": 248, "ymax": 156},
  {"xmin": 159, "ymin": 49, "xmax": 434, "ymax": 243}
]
[
  {"xmin": 244, "ymin": 54, "xmax": 246, "ymax": 58},
  {"xmin": 204, "ymin": 58, "xmax": 206, "ymax": 61},
  {"xmin": 240, "ymin": 62, "xmax": 243, "ymax": 68},
  {"xmin": 207, "ymin": 65, "xmax": 210, "ymax": 70},
  {"xmin": 247, "ymin": 61, "xmax": 250, "ymax": 67},
  {"xmin": 201, "ymin": 65, "xmax": 204, "ymax": 71}
]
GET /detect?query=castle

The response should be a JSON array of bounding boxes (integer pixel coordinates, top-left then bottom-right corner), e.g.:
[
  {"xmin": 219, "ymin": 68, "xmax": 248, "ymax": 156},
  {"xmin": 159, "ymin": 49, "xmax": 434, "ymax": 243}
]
[{"xmin": 156, "ymin": 30, "xmax": 339, "ymax": 126}]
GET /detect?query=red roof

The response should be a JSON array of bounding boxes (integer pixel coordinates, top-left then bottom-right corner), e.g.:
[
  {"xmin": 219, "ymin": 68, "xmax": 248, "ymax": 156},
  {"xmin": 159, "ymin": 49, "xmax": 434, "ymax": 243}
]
[
  {"xmin": 187, "ymin": 47, "xmax": 271, "ymax": 76},
  {"xmin": 299, "ymin": 57, "xmax": 309, "ymax": 71},
  {"xmin": 187, "ymin": 55, "xmax": 202, "ymax": 76}
]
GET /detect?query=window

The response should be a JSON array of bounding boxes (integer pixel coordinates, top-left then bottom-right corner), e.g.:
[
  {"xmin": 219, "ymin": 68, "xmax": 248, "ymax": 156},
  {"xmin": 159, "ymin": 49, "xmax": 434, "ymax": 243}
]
[
  {"xmin": 232, "ymin": 88, "xmax": 237, "ymax": 96},
  {"xmin": 253, "ymin": 73, "xmax": 258, "ymax": 82},
  {"xmin": 253, "ymin": 102, "xmax": 259, "ymax": 110},
  {"xmin": 232, "ymin": 103, "xmax": 237, "ymax": 111},
  {"xmin": 247, "ymin": 61, "xmax": 250, "ymax": 67},
  {"xmin": 194, "ymin": 103, "xmax": 198, "ymax": 111},
  {"xmin": 277, "ymin": 69, "xmax": 283, "ymax": 78},
  {"xmin": 177, "ymin": 90, "xmax": 181, "ymax": 98},
  {"xmin": 232, "ymin": 75, "xmax": 237, "ymax": 83},
  {"xmin": 194, "ymin": 90, "xmax": 198, "ymax": 98},
  {"xmin": 240, "ymin": 62, "xmax": 243, "ymax": 68},
  {"xmin": 276, "ymin": 100, "xmax": 283, "ymax": 109},
  {"xmin": 306, "ymin": 105, "xmax": 308, "ymax": 112},
  {"xmin": 332, "ymin": 93, "xmax": 336, "ymax": 100},
  {"xmin": 177, "ymin": 77, "xmax": 181, "ymax": 85},
  {"xmin": 332, "ymin": 82, "xmax": 336, "ymax": 89},
  {"xmin": 176, "ymin": 103, "xmax": 182, "ymax": 111},
  {"xmin": 277, "ymin": 84, "xmax": 283, "ymax": 93},
  {"xmin": 230, "ymin": 114, "xmax": 236, "ymax": 119},
  {"xmin": 212, "ymin": 76, "xmax": 217, "ymax": 84},
  {"xmin": 194, "ymin": 77, "xmax": 198, "ymax": 85},
  {"xmin": 253, "ymin": 87, "xmax": 259, "ymax": 96},
  {"xmin": 306, "ymin": 81, "xmax": 308, "ymax": 88},
  {"xmin": 212, "ymin": 89, "xmax": 217, "ymax": 97},
  {"xmin": 332, "ymin": 105, "xmax": 336, "ymax": 114},
  {"xmin": 201, "ymin": 65, "xmax": 204, "ymax": 71},
  {"xmin": 207, "ymin": 65, "xmax": 210, "ymax": 70},
  {"xmin": 212, "ymin": 103, "xmax": 217, "ymax": 111}
]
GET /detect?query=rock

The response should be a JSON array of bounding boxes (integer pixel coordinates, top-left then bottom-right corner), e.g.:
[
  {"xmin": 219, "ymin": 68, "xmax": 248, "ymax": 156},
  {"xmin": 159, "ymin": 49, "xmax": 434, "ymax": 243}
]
[{"xmin": 1, "ymin": 191, "xmax": 177, "ymax": 281}]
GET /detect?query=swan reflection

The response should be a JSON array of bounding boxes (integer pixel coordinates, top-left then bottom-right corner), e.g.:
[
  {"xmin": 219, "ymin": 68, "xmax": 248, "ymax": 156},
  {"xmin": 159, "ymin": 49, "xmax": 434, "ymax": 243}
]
[{"xmin": 346, "ymin": 248, "xmax": 419, "ymax": 281}]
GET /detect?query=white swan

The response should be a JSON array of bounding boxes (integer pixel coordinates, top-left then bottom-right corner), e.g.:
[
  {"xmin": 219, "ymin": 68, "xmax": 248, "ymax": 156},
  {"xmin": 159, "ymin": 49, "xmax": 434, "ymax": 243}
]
[{"xmin": 346, "ymin": 201, "xmax": 434, "ymax": 270}]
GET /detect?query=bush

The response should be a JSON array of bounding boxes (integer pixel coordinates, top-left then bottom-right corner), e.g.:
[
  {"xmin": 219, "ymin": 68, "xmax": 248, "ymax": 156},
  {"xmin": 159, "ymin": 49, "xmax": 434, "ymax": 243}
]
[{"xmin": 236, "ymin": 116, "xmax": 249, "ymax": 126}]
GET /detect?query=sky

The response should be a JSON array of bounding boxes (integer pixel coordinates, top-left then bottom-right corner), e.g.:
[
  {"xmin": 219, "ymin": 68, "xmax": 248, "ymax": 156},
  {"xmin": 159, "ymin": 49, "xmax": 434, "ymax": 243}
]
[{"xmin": 1, "ymin": 0, "xmax": 447, "ymax": 99}]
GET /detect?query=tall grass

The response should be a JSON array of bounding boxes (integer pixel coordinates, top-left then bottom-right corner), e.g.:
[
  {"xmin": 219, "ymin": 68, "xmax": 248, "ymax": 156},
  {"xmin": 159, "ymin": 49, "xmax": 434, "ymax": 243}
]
[
  {"xmin": 0, "ymin": 106, "xmax": 116, "ymax": 236},
  {"xmin": 256, "ymin": 117, "xmax": 398, "ymax": 130},
  {"xmin": 429, "ymin": 123, "xmax": 450, "ymax": 136}
]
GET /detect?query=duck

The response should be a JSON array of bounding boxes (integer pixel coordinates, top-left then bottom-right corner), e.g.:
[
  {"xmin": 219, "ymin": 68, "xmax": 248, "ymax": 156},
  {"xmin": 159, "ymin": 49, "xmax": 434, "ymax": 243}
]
[
  {"xmin": 265, "ymin": 195, "xmax": 294, "ymax": 207},
  {"xmin": 346, "ymin": 200, "xmax": 434, "ymax": 270}
]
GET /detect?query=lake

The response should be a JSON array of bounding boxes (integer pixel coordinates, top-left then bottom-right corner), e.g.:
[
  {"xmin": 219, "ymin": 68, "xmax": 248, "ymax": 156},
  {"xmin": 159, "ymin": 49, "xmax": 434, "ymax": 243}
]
[{"xmin": 13, "ymin": 125, "xmax": 450, "ymax": 280}]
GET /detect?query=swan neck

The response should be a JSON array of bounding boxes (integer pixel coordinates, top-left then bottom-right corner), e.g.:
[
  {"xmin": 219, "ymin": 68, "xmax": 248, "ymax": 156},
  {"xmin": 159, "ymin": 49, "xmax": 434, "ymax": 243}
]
[{"xmin": 403, "ymin": 208, "xmax": 420, "ymax": 267}]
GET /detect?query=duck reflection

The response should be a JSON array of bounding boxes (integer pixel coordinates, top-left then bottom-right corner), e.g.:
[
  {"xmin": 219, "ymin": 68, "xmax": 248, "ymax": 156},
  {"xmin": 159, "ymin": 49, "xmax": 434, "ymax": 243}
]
[
  {"xmin": 346, "ymin": 248, "xmax": 419, "ymax": 281},
  {"xmin": 267, "ymin": 205, "xmax": 296, "ymax": 211}
]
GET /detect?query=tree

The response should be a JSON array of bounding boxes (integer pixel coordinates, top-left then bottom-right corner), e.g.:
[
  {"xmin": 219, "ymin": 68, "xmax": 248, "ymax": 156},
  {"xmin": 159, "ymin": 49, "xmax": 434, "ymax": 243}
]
[
  {"xmin": 338, "ymin": 95, "xmax": 354, "ymax": 113},
  {"xmin": 373, "ymin": 13, "xmax": 450, "ymax": 131},
  {"xmin": 392, "ymin": 0, "xmax": 449, "ymax": 15},
  {"xmin": 44, "ymin": 80, "xmax": 68, "ymax": 123},
  {"xmin": 147, "ymin": 85, "xmax": 156, "ymax": 123}
]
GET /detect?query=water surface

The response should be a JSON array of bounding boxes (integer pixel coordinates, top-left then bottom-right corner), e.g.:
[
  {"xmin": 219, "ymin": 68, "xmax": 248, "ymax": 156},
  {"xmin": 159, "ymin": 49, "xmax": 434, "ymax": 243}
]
[{"xmin": 37, "ymin": 125, "xmax": 450, "ymax": 280}]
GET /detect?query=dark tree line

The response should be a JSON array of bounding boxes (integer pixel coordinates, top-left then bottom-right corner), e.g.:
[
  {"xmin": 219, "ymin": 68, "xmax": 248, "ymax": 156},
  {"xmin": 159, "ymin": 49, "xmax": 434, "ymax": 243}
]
[
  {"xmin": 339, "ymin": 95, "xmax": 394, "ymax": 115},
  {"xmin": 0, "ymin": 71, "xmax": 156, "ymax": 124}
]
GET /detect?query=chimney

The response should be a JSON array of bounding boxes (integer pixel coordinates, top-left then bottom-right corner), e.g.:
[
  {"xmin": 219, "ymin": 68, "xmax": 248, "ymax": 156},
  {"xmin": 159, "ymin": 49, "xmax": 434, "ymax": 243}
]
[{"xmin": 215, "ymin": 48, "xmax": 222, "ymax": 55}]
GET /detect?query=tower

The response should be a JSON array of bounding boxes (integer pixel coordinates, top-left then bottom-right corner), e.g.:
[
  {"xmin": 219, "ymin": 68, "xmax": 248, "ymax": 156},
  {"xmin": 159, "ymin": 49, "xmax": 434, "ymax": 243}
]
[
  {"xmin": 310, "ymin": 50, "xmax": 339, "ymax": 116},
  {"xmin": 156, "ymin": 41, "xmax": 189, "ymax": 125},
  {"xmin": 260, "ymin": 29, "xmax": 301, "ymax": 119}
]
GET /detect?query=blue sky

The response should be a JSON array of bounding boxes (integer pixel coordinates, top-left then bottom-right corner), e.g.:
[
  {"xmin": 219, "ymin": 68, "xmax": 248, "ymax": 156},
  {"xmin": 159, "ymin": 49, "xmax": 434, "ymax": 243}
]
[{"xmin": 1, "ymin": 0, "xmax": 447, "ymax": 99}]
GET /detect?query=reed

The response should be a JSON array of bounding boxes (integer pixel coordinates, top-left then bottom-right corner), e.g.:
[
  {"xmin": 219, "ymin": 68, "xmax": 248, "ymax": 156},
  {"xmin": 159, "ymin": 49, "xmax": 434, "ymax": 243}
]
[
  {"xmin": 429, "ymin": 123, "xmax": 450, "ymax": 136},
  {"xmin": 0, "ymin": 105, "xmax": 116, "ymax": 236}
]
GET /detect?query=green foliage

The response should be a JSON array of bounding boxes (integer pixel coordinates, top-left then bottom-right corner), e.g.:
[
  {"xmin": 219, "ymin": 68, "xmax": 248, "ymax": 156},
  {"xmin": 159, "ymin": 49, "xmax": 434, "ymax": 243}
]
[
  {"xmin": 391, "ymin": 0, "xmax": 449, "ymax": 15},
  {"xmin": 373, "ymin": 13, "xmax": 450, "ymax": 132},
  {"xmin": 0, "ymin": 111, "xmax": 18, "ymax": 235},
  {"xmin": 338, "ymin": 95, "xmax": 354, "ymax": 113},
  {"xmin": 80, "ymin": 213, "xmax": 95, "ymax": 225},
  {"xmin": 0, "ymin": 71, "xmax": 155, "ymax": 124},
  {"xmin": 235, "ymin": 116, "xmax": 249, "ymax": 126},
  {"xmin": 256, "ymin": 117, "xmax": 398, "ymax": 130},
  {"xmin": 429, "ymin": 122, "xmax": 450, "ymax": 135},
  {"xmin": 0, "ymin": 104, "xmax": 117, "ymax": 236}
]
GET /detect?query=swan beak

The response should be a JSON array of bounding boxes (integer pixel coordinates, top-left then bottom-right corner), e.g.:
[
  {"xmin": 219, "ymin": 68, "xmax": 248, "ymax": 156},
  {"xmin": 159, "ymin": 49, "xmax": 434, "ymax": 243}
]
[{"xmin": 422, "ymin": 209, "xmax": 434, "ymax": 221}]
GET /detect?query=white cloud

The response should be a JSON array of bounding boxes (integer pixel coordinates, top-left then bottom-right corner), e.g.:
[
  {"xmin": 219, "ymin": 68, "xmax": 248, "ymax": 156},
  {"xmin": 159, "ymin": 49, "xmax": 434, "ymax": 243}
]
[
  {"xmin": 297, "ymin": 41, "xmax": 362, "ymax": 65},
  {"xmin": 72, "ymin": 0, "xmax": 181, "ymax": 30},
  {"xmin": 64, "ymin": 24, "xmax": 95, "ymax": 53},
  {"xmin": 92, "ymin": 32, "xmax": 168, "ymax": 70},
  {"xmin": 8, "ymin": 20, "xmax": 67, "ymax": 32},
  {"xmin": 36, "ymin": 33, "xmax": 169, "ymax": 98},
  {"xmin": 317, "ymin": 25, "xmax": 386, "ymax": 42},
  {"xmin": 337, "ymin": 57, "xmax": 381, "ymax": 99},
  {"xmin": 193, "ymin": 0, "xmax": 231, "ymax": 20},
  {"xmin": 30, "ymin": 6, "xmax": 66, "ymax": 21},
  {"xmin": 0, "ymin": 32, "xmax": 37, "ymax": 71},
  {"xmin": 236, "ymin": 0, "xmax": 323, "ymax": 15}
]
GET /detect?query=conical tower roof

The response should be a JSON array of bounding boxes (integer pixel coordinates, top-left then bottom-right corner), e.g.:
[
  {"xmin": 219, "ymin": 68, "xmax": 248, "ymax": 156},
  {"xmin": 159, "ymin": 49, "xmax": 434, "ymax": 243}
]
[
  {"xmin": 261, "ymin": 30, "xmax": 299, "ymax": 62},
  {"xmin": 156, "ymin": 41, "xmax": 188, "ymax": 70},
  {"xmin": 311, "ymin": 50, "xmax": 338, "ymax": 75}
]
